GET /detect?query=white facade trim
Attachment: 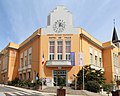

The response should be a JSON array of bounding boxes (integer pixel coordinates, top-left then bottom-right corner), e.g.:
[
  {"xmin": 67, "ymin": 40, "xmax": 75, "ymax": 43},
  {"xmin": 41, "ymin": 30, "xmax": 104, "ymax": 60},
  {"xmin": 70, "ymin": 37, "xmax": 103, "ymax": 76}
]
[
  {"xmin": 99, "ymin": 52, "xmax": 102, "ymax": 58},
  {"xmin": 95, "ymin": 50, "xmax": 98, "ymax": 56},
  {"xmin": 90, "ymin": 47, "xmax": 93, "ymax": 54}
]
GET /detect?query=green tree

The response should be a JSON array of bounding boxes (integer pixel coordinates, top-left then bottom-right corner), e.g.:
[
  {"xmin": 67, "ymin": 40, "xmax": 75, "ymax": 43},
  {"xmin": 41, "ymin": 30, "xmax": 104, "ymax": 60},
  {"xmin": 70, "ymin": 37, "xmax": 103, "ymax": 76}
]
[
  {"xmin": 77, "ymin": 65, "xmax": 105, "ymax": 86},
  {"xmin": 85, "ymin": 81, "xmax": 100, "ymax": 92}
]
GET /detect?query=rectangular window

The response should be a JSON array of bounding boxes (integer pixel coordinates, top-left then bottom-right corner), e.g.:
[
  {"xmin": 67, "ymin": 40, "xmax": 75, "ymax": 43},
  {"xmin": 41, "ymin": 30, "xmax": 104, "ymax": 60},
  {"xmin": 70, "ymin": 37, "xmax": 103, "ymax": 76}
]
[
  {"xmin": 3, "ymin": 75, "xmax": 5, "ymax": 81},
  {"xmin": 28, "ymin": 72, "xmax": 31, "ymax": 79},
  {"xmin": 24, "ymin": 56, "xmax": 27, "ymax": 66},
  {"xmin": 49, "ymin": 41, "xmax": 55, "ymax": 60},
  {"xmin": 113, "ymin": 53, "xmax": 119, "ymax": 66},
  {"xmin": 24, "ymin": 73, "xmax": 26, "ymax": 80},
  {"xmin": 95, "ymin": 56, "xmax": 98, "ymax": 66},
  {"xmin": 90, "ymin": 53, "xmax": 93, "ymax": 64},
  {"xmin": 114, "ymin": 75, "xmax": 116, "ymax": 81},
  {"xmin": 117, "ymin": 76, "xmax": 118, "ymax": 80},
  {"xmin": 29, "ymin": 54, "xmax": 32, "ymax": 64},
  {"xmin": 58, "ymin": 54, "xmax": 62, "ymax": 60},
  {"xmin": 57, "ymin": 41, "xmax": 63, "ymax": 53},
  {"xmin": 66, "ymin": 41, "xmax": 71, "ymax": 60},
  {"xmin": 115, "ymin": 54, "xmax": 116, "ymax": 65},
  {"xmin": 116, "ymin": 55, "xmax": 118, "ymax": 66},
  {"xmin": 57, "ymin": 41, "xmax": 63, "ymax": 60},
  {"xmin": 28, "ymin": 47, "xmax": 32, "ymax": 65},
  {"xmin": 2, "ymin": 54, "xmax": 8, "ymax": 71},
  {"xmin": 99, "ymin": 58, "xmax": 102, "ymax": 67},
  {"xmin": 49, "ymin": 54, "xmax": 54, "ymax": 60},
  {"xmin": 20, "ymin": 53, "xmax": 23, "ymax": 68},
  {"xmin": 66, "ymin": 54, "xmax": 70, "ymax": 60},
  {"xmin": 20, "ymin": 74, "xmax": 22, "ymax": 80},
  {"xmin": 50, "ymin": 41, "xmax": 55, "ymax": 53},
  {"xmin": 3, "ymin": 54, "xmax": 8, "ymax": 70},
  {"xmin": 24, "ymin": 51, "xmax": 27, "ymax": 66},
  {"xmin": 66, "ymin": 41, "xmax": 71, "ymax": 53},
  {"xmin": 20, "ymin": 58, "xmax": 23, "ymax": 68},
  {"xmin": 113, "ymin": 53, "xmax": 115, "ymax": 65}
]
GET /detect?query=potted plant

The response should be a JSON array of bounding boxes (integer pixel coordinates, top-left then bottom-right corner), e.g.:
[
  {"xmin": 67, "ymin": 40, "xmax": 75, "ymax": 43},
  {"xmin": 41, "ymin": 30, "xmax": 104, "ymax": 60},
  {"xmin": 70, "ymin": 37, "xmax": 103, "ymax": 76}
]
[
  {"xmin": 57, "ymin": 76, "xmax": 66, "ymax": 96},
  {"xmin": 35, "ymin": 79, "xmax": 42, "ymax": 90}
]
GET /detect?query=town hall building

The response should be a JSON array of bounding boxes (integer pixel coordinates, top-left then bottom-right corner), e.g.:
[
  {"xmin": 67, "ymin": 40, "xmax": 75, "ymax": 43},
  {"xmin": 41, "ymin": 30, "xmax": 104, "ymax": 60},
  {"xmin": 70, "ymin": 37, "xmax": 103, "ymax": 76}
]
[{"xmin": 0, "ymin": 6, "xmax": 120, "ymax": 87}]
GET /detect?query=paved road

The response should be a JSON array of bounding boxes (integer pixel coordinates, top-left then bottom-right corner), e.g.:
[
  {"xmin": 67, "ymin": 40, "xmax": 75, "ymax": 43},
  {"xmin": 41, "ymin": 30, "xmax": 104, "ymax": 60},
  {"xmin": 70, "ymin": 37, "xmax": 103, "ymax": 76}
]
[
  {"xmin": 0, "ymin": 85, "xmax": 45, "ymax": 96},
  {"xmin": 0, "ymin": 84, "xmax": 112, "ymax": 96}
]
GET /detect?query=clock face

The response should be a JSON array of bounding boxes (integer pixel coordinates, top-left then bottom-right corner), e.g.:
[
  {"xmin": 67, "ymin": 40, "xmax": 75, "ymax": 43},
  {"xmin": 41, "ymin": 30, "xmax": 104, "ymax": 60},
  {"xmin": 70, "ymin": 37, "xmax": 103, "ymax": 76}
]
[{"xmin": 53, "ymin": 19, "xmax": 65, "ymax": 33}]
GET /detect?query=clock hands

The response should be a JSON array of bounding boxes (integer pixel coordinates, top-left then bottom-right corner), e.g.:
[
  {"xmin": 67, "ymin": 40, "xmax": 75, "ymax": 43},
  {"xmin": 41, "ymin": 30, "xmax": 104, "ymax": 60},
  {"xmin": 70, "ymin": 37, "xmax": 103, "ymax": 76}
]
[
  {"xmin": 53, "ymin": 19, "xmax": 65, "ymax": 33},
  {"xmin": 59, "ymin": 23, "xmax": 62, "ymax": 27}
]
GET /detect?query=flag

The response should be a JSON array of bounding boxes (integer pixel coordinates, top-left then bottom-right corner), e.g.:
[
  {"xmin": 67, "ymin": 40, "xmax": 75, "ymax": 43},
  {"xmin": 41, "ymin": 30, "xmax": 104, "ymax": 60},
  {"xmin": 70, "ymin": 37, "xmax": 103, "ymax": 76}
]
[
  {"xmin": 70, "ymin": 52, "xmax": 75, "ymax": 66},
  {"xmin": 78, "ymin": 52, "xmax": 84, "ymax": 66},
  {"xmin": 42, "ymin": 53, "xmax": 44, "ymax": 65}
]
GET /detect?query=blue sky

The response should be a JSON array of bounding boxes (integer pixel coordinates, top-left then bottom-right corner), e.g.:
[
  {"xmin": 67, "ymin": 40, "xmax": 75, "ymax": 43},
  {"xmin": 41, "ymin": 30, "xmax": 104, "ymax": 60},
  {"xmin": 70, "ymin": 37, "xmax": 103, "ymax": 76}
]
[{"xmin": 0, "ymin": 0, "xmax": 120, "ymax": 50}]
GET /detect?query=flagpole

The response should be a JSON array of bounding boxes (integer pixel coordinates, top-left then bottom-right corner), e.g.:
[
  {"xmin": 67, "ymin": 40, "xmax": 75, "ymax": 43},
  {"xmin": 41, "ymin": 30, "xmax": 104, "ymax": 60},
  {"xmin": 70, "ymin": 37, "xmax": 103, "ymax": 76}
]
[
  {"xmin": 75, "ymin": 62, "xmax": 77, "ymax": 90},
  {"xmin": 42, "ymin": 53, "xmax": 44, "ymax": 90},
  {"xmin": 79, "ymin": 52, "xmax": 84, "ymax": 90},
  {"xmin": 81, "ymin": 36, "xmax": 84, "ymax": 90},
  {"xmin": 42, "ymin": 64, "xmax": 44, "ymax": 89}
]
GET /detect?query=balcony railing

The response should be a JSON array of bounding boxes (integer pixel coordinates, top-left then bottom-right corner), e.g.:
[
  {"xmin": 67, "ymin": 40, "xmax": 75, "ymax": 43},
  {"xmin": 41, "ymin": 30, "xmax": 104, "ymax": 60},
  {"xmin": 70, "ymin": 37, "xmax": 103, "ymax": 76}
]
[{"xmin": 46, "ymin": 60, "xmax": 72, "ymax": 67}]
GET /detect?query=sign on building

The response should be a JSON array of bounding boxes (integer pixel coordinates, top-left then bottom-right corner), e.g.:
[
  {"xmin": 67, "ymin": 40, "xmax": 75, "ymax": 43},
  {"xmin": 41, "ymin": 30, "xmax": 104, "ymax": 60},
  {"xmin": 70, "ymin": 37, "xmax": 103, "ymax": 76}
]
[
  {"xmin": 78, "ymin": 52, "xmax": 84, "ymax": 66},
  {"xmin": 70, "ymin": 52, "xmax": 75, "ymax": 66}
]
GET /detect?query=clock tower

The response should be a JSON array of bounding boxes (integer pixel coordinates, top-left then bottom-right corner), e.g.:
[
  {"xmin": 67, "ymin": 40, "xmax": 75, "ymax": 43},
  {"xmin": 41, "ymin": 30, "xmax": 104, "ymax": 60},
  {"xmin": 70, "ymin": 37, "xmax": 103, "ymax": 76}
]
[{"xmin": 42, "ymin": 5, "xmax": 79, "ymax": 35}]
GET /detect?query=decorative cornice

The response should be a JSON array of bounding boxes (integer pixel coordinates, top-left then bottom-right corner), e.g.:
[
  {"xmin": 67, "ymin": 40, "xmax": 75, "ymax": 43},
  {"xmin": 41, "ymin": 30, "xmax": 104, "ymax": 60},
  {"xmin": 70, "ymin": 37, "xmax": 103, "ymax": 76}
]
[
  {"xmin": 19, "ymin": 32, "xmax": 41, "ymax": 49},
  {"xmin": 80, "ymin": 33, "xmax": 103, "ymax": 49},
  {"xmin": 103, "ymin": 45, "xmax": 115, "ymax": 49}
]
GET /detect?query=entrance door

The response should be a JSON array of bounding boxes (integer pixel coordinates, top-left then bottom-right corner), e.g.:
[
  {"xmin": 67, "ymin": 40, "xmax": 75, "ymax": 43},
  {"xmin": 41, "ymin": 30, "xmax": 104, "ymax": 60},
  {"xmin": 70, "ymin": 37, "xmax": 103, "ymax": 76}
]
[{"xmin": 53, "ymin": 70, "xmax": 67, "ymax": 86}]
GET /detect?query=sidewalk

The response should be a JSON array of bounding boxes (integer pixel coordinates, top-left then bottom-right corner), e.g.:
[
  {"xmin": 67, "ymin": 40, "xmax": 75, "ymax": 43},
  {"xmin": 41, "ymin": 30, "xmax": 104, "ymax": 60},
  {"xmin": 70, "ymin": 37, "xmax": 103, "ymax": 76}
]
[
  {"xmin": 0, "ymin": 84, "xmax": 54, "ymax": 96},
  {"xmin": 3, "ymin": 84, "xmax": 84, "ymax": 96},
  {"xmin": 2, "ymin": 84, "xmax": 112, "ymax": 96},
  {"xmin": 5, "ymin": 85, "xmax": 84, "ymax": 96},
  {"xmin": 41, "ymin": 86, "xmax": 111, "ymax": 96}
]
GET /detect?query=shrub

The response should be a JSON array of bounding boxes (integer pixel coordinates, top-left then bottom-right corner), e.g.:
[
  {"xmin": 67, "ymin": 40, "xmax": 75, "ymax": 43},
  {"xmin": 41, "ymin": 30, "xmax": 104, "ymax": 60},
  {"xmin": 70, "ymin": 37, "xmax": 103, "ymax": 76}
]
[
  {"xmin": 28, "ymin": 82, "xmax": 35, "ymax": 87},
  {"xmin": 103, "ymin": 83, "xmax": 113, "ymax": 92},
  {"xmin": 8, "ymin": 78, "xmax": 20, "ymax": 86},
  {"xmin": 36, "ymin": 79, "xmax": 42, "ymax": 85},
  {"xmin": 8, "ymin": 81, "xmax": 12, "ymax": 85},
  {"xmin": 85, "ymin": 81, "xmax": 100, "ymax": 93},
  {"xmin": 57, "ymin": 76, "xmax": 66, "ymax": 86},
  {"xmin": 7, "ymin": 79, "xmax": 42, "ymax": 89}
]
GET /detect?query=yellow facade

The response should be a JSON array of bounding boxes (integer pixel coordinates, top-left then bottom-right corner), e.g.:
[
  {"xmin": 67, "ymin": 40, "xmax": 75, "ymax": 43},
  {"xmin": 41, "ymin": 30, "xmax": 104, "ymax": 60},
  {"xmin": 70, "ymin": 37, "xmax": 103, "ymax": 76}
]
[
  {"xmin": 0, "ymin": 6, "xmax": 120, "ymax": 87},
  {"xmin": 0, "ymin": 42, "xmax": 19, "ymax": 83}
]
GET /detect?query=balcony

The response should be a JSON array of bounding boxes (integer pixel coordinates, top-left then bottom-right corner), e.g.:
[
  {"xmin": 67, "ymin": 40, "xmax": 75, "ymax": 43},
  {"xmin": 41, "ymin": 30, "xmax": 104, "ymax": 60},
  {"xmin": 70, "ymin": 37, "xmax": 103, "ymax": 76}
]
[
  {"xmin": 90, "ymin": 64, "xmax": 104, "ymax": 72},
  {"xmin": 46, "ymin": 60, "xmax": 72, "ymax": 67}
]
